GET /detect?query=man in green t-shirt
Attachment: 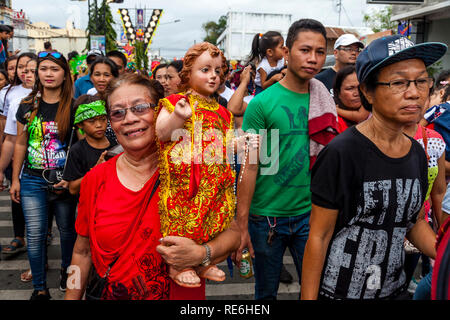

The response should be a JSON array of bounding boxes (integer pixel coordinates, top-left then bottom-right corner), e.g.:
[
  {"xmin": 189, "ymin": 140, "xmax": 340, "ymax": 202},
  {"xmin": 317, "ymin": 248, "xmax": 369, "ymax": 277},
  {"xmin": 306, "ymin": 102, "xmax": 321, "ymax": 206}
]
[{"xmin": 234, "ymin": 19, "xmax": 328, "ymax": 300}]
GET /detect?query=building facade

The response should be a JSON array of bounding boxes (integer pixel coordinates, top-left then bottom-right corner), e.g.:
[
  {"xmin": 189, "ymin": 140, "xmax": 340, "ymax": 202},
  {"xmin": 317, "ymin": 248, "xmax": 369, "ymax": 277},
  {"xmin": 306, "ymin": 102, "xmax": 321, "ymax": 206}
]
[
  {"xmin": 0, "ymin": 3, "xmax": 29, "ymax": 53},
  {"xmin": 216, "ymin": 11, "xmax": 292, "ymax": 61},
  {"xmin": 1, "ymin": 1, "xmax": 87, "ymax": 57},
  {"xmin": 216, "ymin": 12, "xmax": 372, "ymax": 62},
  {"xmin": 27, "ymin": 21, "xmax": 87, "ymax": 56}
]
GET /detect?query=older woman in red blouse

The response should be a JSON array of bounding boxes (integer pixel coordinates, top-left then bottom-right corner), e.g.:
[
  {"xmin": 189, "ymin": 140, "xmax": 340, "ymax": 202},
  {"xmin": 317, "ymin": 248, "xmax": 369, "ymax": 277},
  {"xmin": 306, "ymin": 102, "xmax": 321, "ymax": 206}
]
[{"xmin": 65, "ymin": 73, "xmax": 240, "ymax": 300}]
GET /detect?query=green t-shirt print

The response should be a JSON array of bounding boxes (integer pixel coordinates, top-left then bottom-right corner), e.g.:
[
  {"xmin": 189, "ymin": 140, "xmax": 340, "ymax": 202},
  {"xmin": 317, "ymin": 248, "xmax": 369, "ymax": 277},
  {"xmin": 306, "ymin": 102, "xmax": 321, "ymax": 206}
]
[{"xmin": 242, "ymin": 82, "xmax": 311, "ymax": 217}]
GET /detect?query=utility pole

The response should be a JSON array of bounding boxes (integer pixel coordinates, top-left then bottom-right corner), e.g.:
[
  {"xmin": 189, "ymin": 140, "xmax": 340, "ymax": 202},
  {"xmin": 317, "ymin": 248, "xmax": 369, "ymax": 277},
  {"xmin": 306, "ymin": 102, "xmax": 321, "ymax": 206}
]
[
  {"xmin": 337, "ymin": 0, "xmax": 342, "ymax": 26},
  {"xmin": 88, "ymin": 0, "xmax": 91, "ymax": 23}
]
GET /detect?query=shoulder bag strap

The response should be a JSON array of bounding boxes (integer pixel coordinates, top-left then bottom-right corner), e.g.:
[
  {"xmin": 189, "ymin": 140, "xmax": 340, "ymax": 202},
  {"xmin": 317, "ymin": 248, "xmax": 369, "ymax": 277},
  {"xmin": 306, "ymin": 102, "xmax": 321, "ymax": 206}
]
[
  {"xmin": 421, "ymin": 125, "xmax": 430, "ymax": 163},
  {"xmin": 40, "ymin": 118, "xmax": 51, "ymax": 169}
]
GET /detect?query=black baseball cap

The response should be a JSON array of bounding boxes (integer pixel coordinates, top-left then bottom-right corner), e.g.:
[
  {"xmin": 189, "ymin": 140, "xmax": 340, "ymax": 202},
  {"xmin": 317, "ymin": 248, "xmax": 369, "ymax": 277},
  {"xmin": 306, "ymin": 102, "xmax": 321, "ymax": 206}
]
[{"xmin": 356, "ymin": 35, "xmax": 447, "ymax": 83}]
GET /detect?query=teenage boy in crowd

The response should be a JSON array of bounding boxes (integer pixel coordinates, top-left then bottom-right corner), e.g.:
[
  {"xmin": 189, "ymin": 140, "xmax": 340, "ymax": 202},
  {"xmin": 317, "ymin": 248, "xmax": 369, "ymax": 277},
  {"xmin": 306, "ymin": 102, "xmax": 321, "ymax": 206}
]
[
  {"xmin": 233, "ymin": 19, "xmax": 338, "ymax": 300},
  {"xmin": 315, "ymin": 33, "xmax": 364, "ymax": 96}
]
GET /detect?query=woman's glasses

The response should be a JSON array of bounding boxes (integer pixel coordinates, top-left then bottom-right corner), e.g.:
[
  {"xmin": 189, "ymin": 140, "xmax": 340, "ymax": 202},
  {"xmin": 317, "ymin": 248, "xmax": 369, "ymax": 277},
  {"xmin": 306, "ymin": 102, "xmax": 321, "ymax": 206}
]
[
  {"xmin": 109, "ymin": 103, "xmax": 157, "ymax": 122},
  {"xmin": 38, "ymin": 51, "xmax": 63, "ymax": 59},
  {"xmin": 376, "ymin": 77, "xmax": 434, "ymax": 94}
]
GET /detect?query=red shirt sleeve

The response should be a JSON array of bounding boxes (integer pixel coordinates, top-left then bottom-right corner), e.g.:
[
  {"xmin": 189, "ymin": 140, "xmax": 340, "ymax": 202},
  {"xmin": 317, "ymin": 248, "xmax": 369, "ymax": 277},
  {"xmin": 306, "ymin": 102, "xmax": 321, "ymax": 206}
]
[
  {"xmin": 75, "ymin": 174, "xmax": 92, "ymax": 237},
  {"xmin": 337, "ymin": 116, "xmax": 348, "ymax": 134}
]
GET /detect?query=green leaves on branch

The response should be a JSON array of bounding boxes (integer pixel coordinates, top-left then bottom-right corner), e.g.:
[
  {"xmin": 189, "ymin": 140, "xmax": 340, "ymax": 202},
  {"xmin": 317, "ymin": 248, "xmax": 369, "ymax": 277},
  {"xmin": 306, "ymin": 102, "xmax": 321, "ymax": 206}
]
[
  {"xmin": 86, "ymin": 0, "xmax": 117, "ymax": 52},
  {"xmin": 363, "ymin": 5, "xmax": 396, "ymax": 34},
  {"xmin": 202, "ymin": 15, "xmax": 227, "ymax": 45}
]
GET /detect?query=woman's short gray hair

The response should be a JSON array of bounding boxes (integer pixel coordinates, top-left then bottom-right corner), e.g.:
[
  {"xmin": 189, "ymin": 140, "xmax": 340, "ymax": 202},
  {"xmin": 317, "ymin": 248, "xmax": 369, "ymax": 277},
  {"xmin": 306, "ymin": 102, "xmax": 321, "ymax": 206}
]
[{"xmin": 104, "ymin": 73, "xmax": 164, "ymax": 113}]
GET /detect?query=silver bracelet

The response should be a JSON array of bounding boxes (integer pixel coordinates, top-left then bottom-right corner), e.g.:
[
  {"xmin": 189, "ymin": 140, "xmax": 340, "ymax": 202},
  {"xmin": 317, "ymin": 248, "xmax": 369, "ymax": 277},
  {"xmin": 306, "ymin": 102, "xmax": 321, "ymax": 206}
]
[{"xmin": 200, "ymin": 244, "xmax": 211, "ymax": 266}]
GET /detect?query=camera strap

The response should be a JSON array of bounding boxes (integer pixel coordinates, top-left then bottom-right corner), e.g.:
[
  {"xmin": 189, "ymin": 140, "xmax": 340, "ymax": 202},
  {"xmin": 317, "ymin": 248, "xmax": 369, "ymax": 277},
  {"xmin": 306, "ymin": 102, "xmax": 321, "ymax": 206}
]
[
  {"xmin": 61, "ymin": 126, "xmax": 76, "ymax": 177},
  {"xmin": 40, "ymin": 119, "xmax": 52, "ymax": 170}
]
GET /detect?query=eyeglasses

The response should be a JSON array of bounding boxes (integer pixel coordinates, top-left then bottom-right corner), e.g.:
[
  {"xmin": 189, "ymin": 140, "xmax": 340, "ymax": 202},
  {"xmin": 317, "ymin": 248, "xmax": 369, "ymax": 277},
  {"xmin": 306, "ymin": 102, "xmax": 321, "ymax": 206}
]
[
  {"xmin": 38, "ymin": 51, "xmax": 62, "ymax": 59},
  {"xmin": 109, "ymin": 103, "xmax": 157, "ymax": 122},
  {"xmin": 376, "ymin": 77, "xmax": 434, "ymax": 94},
  {"xmin": 338, "ymin": 47, "xmax": 362, "ymax": 53}
]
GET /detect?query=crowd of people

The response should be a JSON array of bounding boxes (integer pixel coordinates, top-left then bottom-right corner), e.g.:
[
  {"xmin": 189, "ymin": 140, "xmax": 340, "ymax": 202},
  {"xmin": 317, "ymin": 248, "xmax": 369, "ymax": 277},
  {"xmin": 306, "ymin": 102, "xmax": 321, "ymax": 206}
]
[{"xmin": 0, "ymin": 17, "xmax": 449, "ymax": 301}]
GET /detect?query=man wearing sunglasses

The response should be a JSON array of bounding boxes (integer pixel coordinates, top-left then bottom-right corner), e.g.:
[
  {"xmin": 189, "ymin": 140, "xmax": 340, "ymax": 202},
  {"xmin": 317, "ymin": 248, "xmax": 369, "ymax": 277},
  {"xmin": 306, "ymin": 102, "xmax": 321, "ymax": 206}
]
[
  {"xmin": 315, "ymin": 34, "xmax": 364, "ymax": 96},
  {"xmin": 74, "ymin": 49, "xmax": 104, "ymax": 99}
]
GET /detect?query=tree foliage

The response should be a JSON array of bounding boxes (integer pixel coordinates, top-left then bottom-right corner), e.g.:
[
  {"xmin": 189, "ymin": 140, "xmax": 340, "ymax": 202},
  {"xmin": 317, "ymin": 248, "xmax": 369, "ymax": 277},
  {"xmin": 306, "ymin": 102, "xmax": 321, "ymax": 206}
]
[
  {"xmin": 363, "ymin": 5, "xmax": 396, "ymax": 33},
  {"xmin": 427, "ymin": 60, "xmax": 443, "ymax": 79},
  {"xmin": 86, "ymin": 0, "xmax": 117, "ymax": 52},
  {"xmin": 99, "ymin": 0, "xmax": 117, "ymax": 52},
  {"xmin": 202, "ymin": 15, "xmax": 227, "ymax": 45}
]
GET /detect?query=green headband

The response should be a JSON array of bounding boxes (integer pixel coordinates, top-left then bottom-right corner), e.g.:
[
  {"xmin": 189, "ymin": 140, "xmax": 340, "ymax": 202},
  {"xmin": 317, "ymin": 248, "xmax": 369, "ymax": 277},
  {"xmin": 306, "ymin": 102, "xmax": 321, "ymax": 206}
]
[{"xmin": 74, "ymin": 100, "xmax": 107, "ymax": 125}]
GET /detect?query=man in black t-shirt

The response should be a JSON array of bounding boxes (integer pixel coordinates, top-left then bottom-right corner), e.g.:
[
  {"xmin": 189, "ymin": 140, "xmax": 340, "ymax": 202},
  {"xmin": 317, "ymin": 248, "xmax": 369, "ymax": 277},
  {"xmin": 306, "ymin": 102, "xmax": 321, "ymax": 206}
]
[{"xmin": 315, "ymin": 34, "xmax": 364, "ymax": 96}]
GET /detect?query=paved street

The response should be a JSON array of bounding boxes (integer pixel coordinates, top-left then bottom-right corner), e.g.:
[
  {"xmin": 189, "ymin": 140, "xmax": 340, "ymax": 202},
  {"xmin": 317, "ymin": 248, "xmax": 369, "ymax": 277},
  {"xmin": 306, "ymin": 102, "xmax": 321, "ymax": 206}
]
[{"xmin": 0, "ymin": 191, "xmax": 299, "ymax": 300}]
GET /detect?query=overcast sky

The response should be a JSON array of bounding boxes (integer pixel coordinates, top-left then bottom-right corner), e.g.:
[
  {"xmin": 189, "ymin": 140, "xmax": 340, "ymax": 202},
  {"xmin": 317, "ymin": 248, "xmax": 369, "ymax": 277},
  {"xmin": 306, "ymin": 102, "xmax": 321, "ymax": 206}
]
[{"xmin": 12, "ymin": 0, "xmax": 386, "ymax": 59}]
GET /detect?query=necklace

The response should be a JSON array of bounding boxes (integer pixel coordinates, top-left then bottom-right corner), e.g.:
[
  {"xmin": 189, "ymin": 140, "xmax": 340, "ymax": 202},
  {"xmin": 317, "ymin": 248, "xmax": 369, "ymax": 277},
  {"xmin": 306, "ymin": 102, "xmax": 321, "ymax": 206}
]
[
  {"xmin": 230, "ymin": 133, "xmax": 249, "ymax": 205},
  {"xmin": 120, "ymin": 154, "xmax": 157, "ymax": 190}
]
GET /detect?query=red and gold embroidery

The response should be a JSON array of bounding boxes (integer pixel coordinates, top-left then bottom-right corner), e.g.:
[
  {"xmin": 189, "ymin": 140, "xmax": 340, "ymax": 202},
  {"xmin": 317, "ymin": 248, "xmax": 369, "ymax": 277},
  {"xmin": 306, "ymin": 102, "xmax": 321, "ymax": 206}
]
[{"xmin": 158, "ymin": 93, "xmax": 235, "ymax": 243}]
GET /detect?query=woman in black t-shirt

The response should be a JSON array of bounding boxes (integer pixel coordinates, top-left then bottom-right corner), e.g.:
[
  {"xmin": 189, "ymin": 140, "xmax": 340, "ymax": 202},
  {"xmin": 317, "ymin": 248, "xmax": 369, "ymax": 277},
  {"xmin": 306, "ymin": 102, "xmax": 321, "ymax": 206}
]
[
  {"xmin": 10, "ymin": 51, "xmax": 78, "ymax": 300},
  {"xmin": 301, "ymin": 35, "xmax": 446, "ymax": 300}
]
